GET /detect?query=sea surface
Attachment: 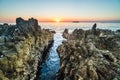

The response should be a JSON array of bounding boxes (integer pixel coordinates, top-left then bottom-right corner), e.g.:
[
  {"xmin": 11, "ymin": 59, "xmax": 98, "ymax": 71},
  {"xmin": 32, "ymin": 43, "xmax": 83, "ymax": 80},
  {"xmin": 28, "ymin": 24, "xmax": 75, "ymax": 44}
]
[
  {"xmin": 39, "ymin": 22, "xmax": 120, "ymax": 80},
  {"xmin": 39, "ymin": 22, "xmax": 120, "ymax": 33}
]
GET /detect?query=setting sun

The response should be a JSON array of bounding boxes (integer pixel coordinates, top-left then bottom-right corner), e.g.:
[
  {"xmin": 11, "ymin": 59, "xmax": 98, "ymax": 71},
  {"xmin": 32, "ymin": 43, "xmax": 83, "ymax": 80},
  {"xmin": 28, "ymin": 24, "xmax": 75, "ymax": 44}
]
[{"xmin": 56, "ymin": 19, "xmax": 60, "ymax": 23}]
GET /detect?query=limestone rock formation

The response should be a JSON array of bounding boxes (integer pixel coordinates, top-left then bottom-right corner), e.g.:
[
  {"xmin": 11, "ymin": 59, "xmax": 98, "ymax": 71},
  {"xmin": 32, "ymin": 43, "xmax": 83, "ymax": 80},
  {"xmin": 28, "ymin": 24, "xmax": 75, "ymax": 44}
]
[
  {"xmin": 57, "ymin": 24, "xmax": 120, "ymax": 80},
  {"xmin": 0, "ymin": 18, "xmax": 53, "ymax": 80}
]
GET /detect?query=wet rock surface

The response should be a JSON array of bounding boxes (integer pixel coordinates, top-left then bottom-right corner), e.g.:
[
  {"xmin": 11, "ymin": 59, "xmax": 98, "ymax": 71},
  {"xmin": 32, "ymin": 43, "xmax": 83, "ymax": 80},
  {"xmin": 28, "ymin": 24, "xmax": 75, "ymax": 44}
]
[
  {"xmin": 57, "ymin": 24, "xmax": 120, "ymax": 80},
  {"xmin": 0, "ymin": 18, "xmax": 53, "ymax": 80}
]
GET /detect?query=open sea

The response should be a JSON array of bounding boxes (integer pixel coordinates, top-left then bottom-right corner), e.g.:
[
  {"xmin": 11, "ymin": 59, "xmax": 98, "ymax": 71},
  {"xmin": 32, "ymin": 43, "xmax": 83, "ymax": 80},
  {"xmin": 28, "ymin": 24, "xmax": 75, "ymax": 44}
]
[{"xmin": 39, "ymin": 22, "xmax": 120, "ymax": 33}]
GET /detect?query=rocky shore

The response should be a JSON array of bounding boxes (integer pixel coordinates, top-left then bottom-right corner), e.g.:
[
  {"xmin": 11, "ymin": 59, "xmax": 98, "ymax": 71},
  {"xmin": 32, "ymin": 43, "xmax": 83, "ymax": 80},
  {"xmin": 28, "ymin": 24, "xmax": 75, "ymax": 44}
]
[
  {"xmin": 57, "ymin": 24, "xmax": 120, "ymax": 80},
  {"xmin": 0, "ymin": 18, "xmax": 53, "ymax": 80}
]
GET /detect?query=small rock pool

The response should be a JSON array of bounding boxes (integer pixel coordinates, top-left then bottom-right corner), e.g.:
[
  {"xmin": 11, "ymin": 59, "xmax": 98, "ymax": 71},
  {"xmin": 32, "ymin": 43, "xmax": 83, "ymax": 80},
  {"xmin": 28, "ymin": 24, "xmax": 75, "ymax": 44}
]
[{"xmin": 40, "ymin": 33, "xmax": 64, "ymax": 80}]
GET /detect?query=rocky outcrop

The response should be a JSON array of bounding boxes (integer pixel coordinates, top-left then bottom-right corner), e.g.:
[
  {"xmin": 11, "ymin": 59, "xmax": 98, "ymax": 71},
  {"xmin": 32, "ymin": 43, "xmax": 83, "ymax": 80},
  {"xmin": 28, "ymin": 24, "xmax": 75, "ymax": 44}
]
[
  {"xmin": 0, "ymin": 18, "xmax": 53, "ymax": 80},
  {"xmin": 63, "ymin": 28, "xmax": 69, "ymax": 39},
  {"xmin": 57, "ymin": 24, "xmax": 120, "ymax": 80}
]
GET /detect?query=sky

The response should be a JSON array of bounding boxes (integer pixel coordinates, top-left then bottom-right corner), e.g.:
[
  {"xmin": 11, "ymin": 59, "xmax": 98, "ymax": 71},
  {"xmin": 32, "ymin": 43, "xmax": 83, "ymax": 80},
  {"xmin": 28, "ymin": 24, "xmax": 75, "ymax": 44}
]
[{"xmin": 0, "ymin": 0, "xmax": 120, "ymax": 22}]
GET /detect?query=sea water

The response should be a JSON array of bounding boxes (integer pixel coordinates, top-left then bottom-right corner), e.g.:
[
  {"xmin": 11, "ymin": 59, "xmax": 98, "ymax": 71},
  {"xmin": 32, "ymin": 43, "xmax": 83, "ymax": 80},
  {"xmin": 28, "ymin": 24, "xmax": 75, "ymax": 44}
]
[
  {"xmin": 40, "ymin": 33, "xmax": 65, "ymax": 80},
  {"xmin": 40, "ymin": 22, "xmax": 120, "ymax": 33}
]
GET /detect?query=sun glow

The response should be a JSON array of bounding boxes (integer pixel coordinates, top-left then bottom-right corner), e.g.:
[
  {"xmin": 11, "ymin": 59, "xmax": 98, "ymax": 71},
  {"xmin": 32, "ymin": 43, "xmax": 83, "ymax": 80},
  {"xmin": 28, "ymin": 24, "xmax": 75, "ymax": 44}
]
[
  {"xmin": 52, "ymin": 17, "xmax": 63, "ymax": 22},
  {"xmin": 56, "ymin": 19, "xmax": 60, "ymax": 23}
]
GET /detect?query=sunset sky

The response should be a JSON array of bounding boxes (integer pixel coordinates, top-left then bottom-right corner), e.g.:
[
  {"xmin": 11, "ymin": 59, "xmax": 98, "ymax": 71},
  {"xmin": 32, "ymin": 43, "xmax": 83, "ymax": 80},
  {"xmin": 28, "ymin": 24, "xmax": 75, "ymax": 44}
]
[{"xmin": 0, "ymin": 0, "xmax": 120, "ymax": 23}]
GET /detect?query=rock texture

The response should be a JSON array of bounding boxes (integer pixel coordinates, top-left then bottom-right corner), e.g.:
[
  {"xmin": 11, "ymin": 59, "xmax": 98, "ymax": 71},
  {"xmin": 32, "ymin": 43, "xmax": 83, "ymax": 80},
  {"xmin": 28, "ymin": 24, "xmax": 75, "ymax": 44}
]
[
  {"xmin": 57, "ymin": 24, "xmax": 120, "ymax": 80},
  {"xmin": 0, "ymin": 18, "xmax": 53, "ymax": 80}
]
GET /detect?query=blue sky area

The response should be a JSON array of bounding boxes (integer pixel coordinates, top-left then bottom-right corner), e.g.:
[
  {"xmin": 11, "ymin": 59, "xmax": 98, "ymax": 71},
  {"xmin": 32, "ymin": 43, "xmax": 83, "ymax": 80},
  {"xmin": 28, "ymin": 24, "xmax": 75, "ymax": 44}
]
[{"xmin": 0, "ymin": 0, "xmax": 120, "ymax": 22}]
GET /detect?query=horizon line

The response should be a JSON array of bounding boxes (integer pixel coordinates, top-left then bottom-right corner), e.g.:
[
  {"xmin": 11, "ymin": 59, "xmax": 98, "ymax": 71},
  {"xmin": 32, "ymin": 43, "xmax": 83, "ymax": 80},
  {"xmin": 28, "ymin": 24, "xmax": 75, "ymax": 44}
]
[
  {"xmin": 37, "ymin": 20, "xmax": 120, "ymax": 23},
  {"xmin": 39, "ymin": 20, "xmax": 120, "ymax": 23},
  {"xmin": 0, "ymin": 18, "xmax": 120, "ymax": 23}
]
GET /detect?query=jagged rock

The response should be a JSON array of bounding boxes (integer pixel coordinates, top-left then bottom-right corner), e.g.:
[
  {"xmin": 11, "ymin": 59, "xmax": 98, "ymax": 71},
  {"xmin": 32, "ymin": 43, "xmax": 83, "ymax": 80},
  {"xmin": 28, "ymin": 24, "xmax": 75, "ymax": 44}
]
[
  {"xmin": 51, "ymin": 30, "xmax": 56, "ymax": 34},
  {"xmin": 16, "ymin": 17, "xmax": 41, "ymax": 38},
  {"xmin": 0, "ymin": 18, "xmax": 53, "ymax": 80},
  {"xmin": 63, "ymin": 28, "xmax": 86, "ymax": 40},
  {"xmin": 116, "ymin": 29, "xmax": 120, "ymax": 33},
  {"xmin": 63, "ymin": 28, "xmax": 69, "ymax": 39},
  {"xmin": 92, "ymin": 23, "xmax": 97, "ymax": 35},
  {"xmin": 0, "ymin": 36, "xmax": 5, "ymax": 43},
  {"xmin": 72, "ymin": 29, "xmax": 85, "ymax": 40},
  {"xmin": 57, "ymin": 24, "xmax": 120, "ymax": 80}
]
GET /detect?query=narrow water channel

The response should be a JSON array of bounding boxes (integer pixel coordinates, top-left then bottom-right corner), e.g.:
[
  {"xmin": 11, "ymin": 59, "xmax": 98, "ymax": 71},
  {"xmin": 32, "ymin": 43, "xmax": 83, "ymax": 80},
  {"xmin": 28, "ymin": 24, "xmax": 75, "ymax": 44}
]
[{"xmin": 40, "ymin": 33, "xmax": 64, "ymax": 80}]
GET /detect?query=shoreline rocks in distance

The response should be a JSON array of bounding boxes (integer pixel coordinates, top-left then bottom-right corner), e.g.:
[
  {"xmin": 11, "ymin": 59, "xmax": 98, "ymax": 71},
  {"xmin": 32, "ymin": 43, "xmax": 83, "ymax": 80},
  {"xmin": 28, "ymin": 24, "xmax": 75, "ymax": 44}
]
[
  {"xmin": 57, "ymin": 23, "xmax": 120, "ymax": 80},
  {"xmin": 0, "ymin": 17, "xmax": 54, "ymax": 80}
]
